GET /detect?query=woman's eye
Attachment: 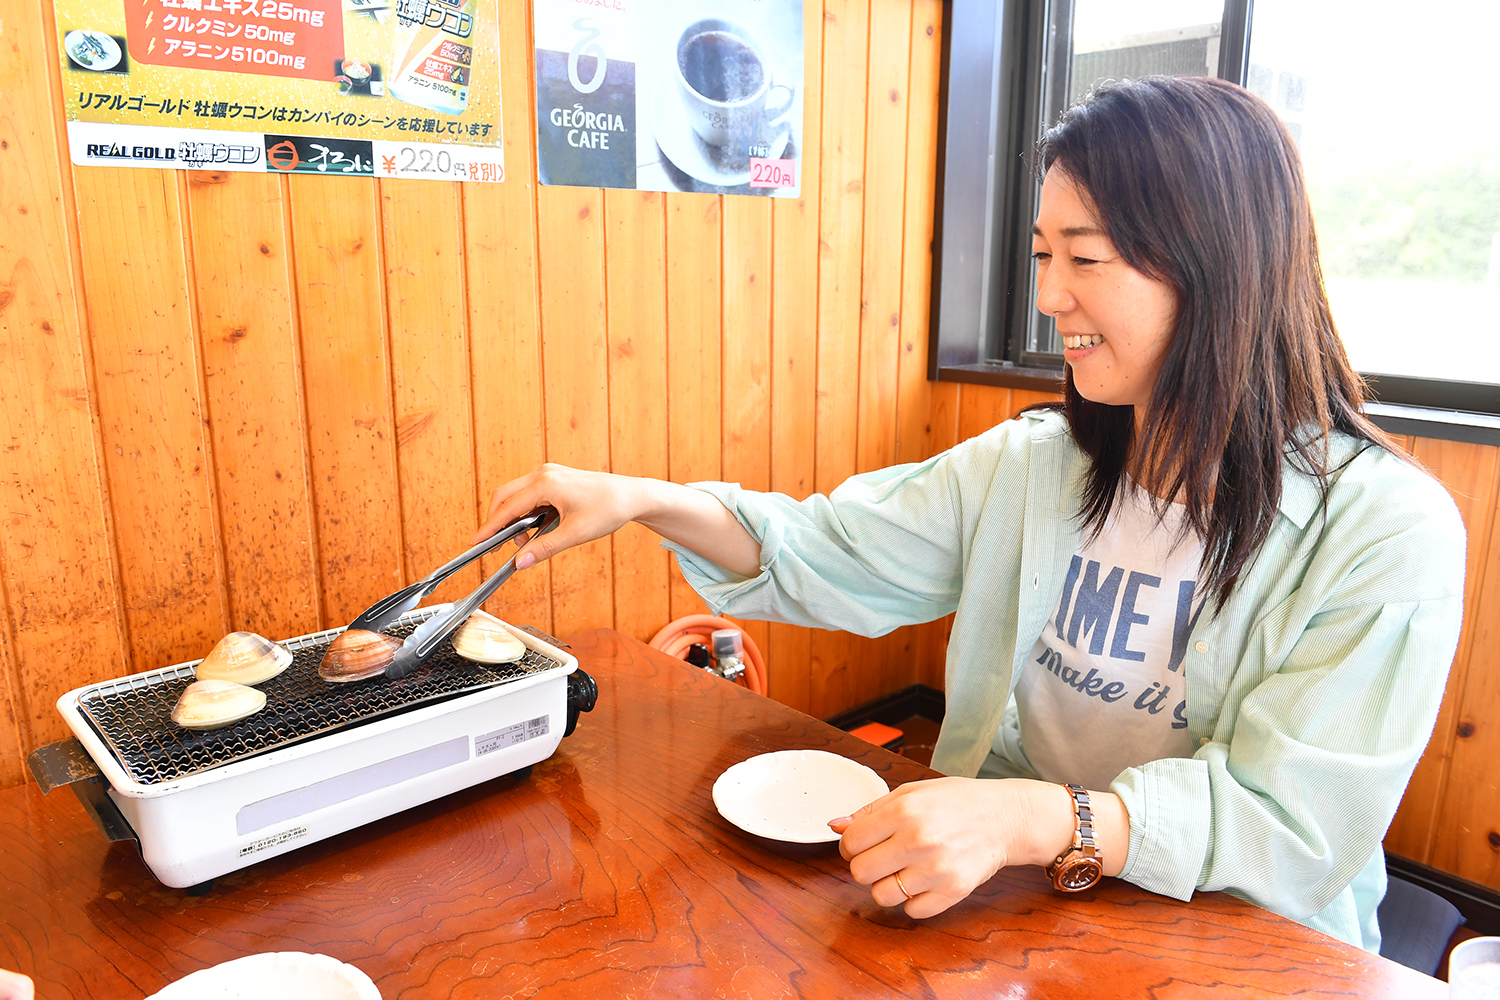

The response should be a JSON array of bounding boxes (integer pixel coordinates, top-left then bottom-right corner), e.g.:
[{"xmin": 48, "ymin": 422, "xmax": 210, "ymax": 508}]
[
  {"xmin": 1031, "ymin": 251, "xmax": 1051, "ymax": 262},
  {"xmin": 1072, "ymin": 256, "xmax": 1098, "ymax": 266}
]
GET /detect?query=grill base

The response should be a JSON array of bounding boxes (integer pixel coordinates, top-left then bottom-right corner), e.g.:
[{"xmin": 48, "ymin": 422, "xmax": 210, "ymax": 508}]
[
  {"xmin": 108, "ymin": 673, "xmax": 568, "ymax": 888},
  {"xmin": 54, "ymin": 613, "xmax": 581, "ymax": 889}
]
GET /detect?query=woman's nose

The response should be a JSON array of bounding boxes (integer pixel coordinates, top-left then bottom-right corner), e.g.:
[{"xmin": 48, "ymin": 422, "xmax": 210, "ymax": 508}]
[{"xmin": 1035, "ymin": 265, "xmax": 1074, "ymax": 317}]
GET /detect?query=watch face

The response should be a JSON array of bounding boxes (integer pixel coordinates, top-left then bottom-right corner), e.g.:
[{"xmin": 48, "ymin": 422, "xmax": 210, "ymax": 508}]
[{"xmin": 1055, "ymin": 857, "xmax": 1103, "ymax": 892}]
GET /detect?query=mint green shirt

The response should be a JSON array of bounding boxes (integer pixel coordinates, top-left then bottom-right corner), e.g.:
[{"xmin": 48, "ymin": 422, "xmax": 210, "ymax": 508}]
[{"xmin": 668, "ymin": 410, "xmax": 1464, "ymax": 952}]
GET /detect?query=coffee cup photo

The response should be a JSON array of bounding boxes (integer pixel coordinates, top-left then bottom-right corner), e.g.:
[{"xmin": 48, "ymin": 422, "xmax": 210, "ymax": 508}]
[{"xmin": 674, "ymin": 16, "xmax": 795, "ymax": 151}]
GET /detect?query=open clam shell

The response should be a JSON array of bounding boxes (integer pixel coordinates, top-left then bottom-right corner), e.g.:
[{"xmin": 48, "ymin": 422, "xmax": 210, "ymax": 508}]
[
  {"xmin": 172, "ymin": 679, "xmax": 267, "ymax": 730},
  {"xmin": 451, "ymin": 610, "xmax": 527, "ymax": 665},
  {"xmin": 319, "ymin": 629, "xmax": 402, "ymax": 683},
  {"xmin": 195, "ymin": 631, "xmax": 293, "ymax": 686}
]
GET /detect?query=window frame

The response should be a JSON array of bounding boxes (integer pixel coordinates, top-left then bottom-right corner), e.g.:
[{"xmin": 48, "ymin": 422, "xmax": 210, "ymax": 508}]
[{"xmin": 927, "ymin": 0, "xmax": 1500, "ymax": 422}]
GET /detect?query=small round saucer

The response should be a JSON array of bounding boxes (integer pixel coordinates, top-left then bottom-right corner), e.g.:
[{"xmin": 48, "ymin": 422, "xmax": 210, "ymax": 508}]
[
  {"xmin": 147, "ymin": 952, "xmax": 381, "ymax": 999},
  {"xmin": 713, "ymin": 749, "xmax": 888, "ymax": 843},
  {"xmin": 651, "ymin": 74, "xmax": 792, "ymax": 193}
]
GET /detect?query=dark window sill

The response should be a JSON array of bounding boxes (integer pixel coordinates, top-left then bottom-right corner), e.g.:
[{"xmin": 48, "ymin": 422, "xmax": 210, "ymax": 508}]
[
  {"xmin": 936, "ymin": 363, "xmax": 1065, "ymax": 392},
  {"xmin": 934, "ymin": 367, "xmax": 1500, "ymax": 448},
  {"xmin": 1367, "ymin": 402, "xmax": 1500, "ymax": 448}
]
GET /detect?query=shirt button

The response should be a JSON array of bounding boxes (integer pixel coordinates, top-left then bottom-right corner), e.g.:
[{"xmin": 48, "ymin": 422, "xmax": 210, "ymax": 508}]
[{"xmin": 1194, "ymin": 640, "xmax": 1208, "ymax": 653}]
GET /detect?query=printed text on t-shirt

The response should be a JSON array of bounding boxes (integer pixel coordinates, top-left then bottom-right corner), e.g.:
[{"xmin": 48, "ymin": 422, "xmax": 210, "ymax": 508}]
[{"xmin": 1053, "ymin": 554, "xmax": 1200, "ymax": 672}]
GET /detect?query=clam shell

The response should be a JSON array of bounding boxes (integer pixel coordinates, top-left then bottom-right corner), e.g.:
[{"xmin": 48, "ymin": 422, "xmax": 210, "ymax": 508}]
[
  {"xmin": 451, "ymin": 610, "xmax": 527, "ymax": 664},
  {"xmin": 172, "ymin": 679, "xmax": 267, "ymax": 730},
  {"xmin": 319, "ymin": 629, "xmax": 402, "ymax": 683},
  {"xmin": 195, "ymin": 631, "xmax": 293, "ymax": 686}
]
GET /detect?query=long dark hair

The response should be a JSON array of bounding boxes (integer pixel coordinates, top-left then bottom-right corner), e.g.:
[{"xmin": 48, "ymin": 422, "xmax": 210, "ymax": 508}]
[{"xmin": 1036, "ymin": 76, "xmax": 1396, "ymax": 611}]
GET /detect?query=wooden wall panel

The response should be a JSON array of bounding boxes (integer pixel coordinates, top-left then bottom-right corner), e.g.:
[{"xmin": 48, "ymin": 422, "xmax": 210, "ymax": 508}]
[
  {"xmin": 535, "ymin": 187, "xmax": 611, "ymax": 637},
  {"xmin": 1420, "ymin": 440, "xmax": 1500, "ymax": 883},
  {"xmin": 0, "ymin": 628, "xmax": 21, "ymax": 790},
  {"xmin": 808, "ymin": 0, "xmax": 870, "ymax": 721},
  {"xmin": 467, "ymin": 0, "xmax": 549, "ymax": 631},
  {"xmin": 1386, "ymin": 439, "xmax": 1499, "ymax": 864},
  {"xmin": 0, "ymin": 0, "xmax": 129, "ymax": 783},
  {"xmin": 854, "ymin": 0, "xmax": 911, "ymax": 478},
  {"xmin": 764, "ymin": 0, "xmax": 826, "ymax": 716},
  {"xmin": 382, "ymin": 182, "xmax": 480, "ymax": 609},
  {"xmin": 721, "ymin": 197, "xmax": 774, "ymax": 667},
  {"xmin": 75, "ymin": 169, "xmax": 231, "ymax": 670},
  {"xmin": 186, "ymin": 171, "xmax": 321, "ymax": 639},
  {"xmin": 605, "ymin": 190, "xmax": 670, "ymax": 644},
  {"xmin": 665, "ymin": 193, "xmax": 723, "ymax": 622},
  {"xmin": 813, "ymin": 0, "xmax": 868, "ymax": 499},
  {"xmin": 894, "ymin": 0, "xmax": 944, "ymax": 468},
  {"xmin": 288, "ymin": 178, "xmax": 402, "ymax": 627},
  {"xmin": 855, "ymin": 0, "xmax": 915, "ymax": 704}
]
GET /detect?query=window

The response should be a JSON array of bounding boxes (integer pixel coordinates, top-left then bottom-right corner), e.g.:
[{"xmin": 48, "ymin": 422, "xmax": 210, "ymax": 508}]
[
  {"xmin": 930, "ymin": 0, "xmax": 1500, "ymax": 416},
  {"xmin": 1247, "ymin": 0, "xmax": 1500, "ymax": 403}
]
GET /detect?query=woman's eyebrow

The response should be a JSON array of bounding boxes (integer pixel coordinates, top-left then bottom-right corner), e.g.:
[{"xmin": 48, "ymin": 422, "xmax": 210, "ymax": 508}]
[{"xmin": 1031, "ymin": 224, "xmax": 1107, "ymax": 238}]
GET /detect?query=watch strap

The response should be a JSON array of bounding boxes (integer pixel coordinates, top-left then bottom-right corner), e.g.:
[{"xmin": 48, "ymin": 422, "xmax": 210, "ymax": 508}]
[{"xmin": 1047, "ymin": 783, "xmax": 1103, "ymax": 892}]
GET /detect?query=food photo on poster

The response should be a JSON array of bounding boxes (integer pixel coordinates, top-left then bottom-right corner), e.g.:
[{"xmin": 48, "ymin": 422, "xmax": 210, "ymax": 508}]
[
  {"xmin": 53, "ymin": 0, "xmax": 504, "ymax": 181},
  {"xmin": 534, "ymin": 0, "xmax": 803, "ymax": 197}
]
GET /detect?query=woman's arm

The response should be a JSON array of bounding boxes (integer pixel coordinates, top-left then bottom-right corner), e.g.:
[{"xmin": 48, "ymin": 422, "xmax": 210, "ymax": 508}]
[
  {"xmin": 472, "ymin": 464, "xmax": 762, "ymax": 579},
  {"xmin": 829, "ymin": 778, "xmax": 1130, "ymax": 917}
]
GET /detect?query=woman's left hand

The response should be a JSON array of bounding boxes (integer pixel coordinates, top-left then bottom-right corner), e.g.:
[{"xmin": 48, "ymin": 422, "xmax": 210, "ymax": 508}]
[{"xmin": 830, "ymin": 777, "xmax": 1127, "ymax": 918}]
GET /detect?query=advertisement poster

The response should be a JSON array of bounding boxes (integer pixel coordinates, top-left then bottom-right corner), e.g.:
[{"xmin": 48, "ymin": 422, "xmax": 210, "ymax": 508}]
[
  {"xmin": 535, "ymin": 0, "xmax": 803, "ymax": 197},
  {"xmin": 56, "ymin": 0, "xmax": 503, "ymax": 182}
]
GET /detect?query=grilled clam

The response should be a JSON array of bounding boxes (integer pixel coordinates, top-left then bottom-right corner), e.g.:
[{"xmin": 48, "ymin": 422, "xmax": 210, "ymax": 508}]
[
  {"xmin": 195, "ymin": 631, "xmax": 293, "ymax": 686},
  {"xmin": 451, "ymin": 610, "xmax": 527, "ymax": 664},
  {"xmin": 319, "ymin": 629, "xmax": 402, "ymax": 683},
  {"xmin": 171, "ymin": 679, "xmax": 267, "ymax": 730}
]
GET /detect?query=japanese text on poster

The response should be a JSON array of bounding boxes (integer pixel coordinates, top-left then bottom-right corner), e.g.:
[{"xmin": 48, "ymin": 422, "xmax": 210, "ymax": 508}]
[{"xmin": 57, "ymin": 0, "xmax": 504, "ymax": 181}]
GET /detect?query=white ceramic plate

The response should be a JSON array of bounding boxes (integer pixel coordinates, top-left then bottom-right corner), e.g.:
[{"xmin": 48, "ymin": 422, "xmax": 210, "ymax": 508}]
[
  {"xmin": 712, "ymin": 749, "xmax": 889, "ymax": 843},
  {"xmin": 146, "ymin": 952, "xmax": 381, "ymax": 1000}
]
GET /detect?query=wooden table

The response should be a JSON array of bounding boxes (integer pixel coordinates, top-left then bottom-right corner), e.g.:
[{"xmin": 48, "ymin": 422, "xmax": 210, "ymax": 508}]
[{"xmin": 0, "ymin": 630, "xmax": 1444, "ymax": 998}]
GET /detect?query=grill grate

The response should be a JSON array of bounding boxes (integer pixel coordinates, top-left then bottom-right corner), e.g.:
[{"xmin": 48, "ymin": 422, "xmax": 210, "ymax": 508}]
[{"xmin": 77, "ymin": 609, "xmax": 564, "ymax": 786}]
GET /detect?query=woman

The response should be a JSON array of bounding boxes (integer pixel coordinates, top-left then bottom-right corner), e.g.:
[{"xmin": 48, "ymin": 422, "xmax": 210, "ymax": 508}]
[{"xmin": 473, "ymin": 77, "xmax": 1464, "ymax": 952}]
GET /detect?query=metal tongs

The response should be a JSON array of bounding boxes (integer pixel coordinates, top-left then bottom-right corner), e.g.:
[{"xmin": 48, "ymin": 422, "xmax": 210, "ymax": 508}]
[{"xmin": 343, "ymin": 505, "xmax": 560, "ymax": 680}]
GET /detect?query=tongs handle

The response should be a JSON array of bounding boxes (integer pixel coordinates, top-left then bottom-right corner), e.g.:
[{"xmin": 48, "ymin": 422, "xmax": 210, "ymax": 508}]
[
  {"xmin": 384, "ymin": 506, "xmax": 560, "ymax": 679},
  {"xmin": 348, "ymin": 505, "xmax": 556, "ymax": 633}
]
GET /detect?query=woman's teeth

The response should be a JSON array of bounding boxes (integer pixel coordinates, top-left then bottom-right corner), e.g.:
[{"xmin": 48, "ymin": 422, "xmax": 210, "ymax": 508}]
[{"xmin": 1064, "ymin": 334, "xmax": 1104, "ymax": 349}]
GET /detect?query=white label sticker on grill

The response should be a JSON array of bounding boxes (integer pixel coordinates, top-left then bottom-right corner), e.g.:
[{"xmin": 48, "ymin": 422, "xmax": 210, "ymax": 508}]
[
  {"xmin": 475, "ymin": 714, "xmax": 550, "ymax": 757},
  {"xmin": 239, "ymin": 824, "xmax": 309, "ymax": 858}
]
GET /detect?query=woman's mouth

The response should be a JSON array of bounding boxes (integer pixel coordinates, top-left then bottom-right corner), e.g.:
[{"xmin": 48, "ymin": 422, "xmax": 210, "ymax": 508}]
[{"xmin": 1062, "ymin": 333, "xmax": 1104, "ymax": 349}]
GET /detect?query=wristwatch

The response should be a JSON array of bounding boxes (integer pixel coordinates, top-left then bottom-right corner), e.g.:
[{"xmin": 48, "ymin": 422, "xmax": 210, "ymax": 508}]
[{"xmin": 1047, "ymin": 783, "xmax": 1103, "ymax": 892}]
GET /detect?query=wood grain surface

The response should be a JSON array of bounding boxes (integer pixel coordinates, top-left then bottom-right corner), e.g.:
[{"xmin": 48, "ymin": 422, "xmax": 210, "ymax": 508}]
[
  {"xmin": 186, "ymin": 170, "xmax": 322, "ymax": 641},
  {"xmin": 0, "ymin": 0, "xmax": 130, "ymax": 783},
  {"xmin": 0, "ymin": 630, "xmax": 1446, "ymax": 999}
]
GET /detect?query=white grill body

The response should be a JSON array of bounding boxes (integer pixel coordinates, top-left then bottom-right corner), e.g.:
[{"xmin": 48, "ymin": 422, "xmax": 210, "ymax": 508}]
[{"xmin": 56, "ymin": 619, "xmax": 577, "ymax": 888}]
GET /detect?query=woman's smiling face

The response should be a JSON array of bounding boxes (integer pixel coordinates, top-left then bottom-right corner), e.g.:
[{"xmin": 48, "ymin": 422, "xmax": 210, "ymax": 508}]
[{"xmin": 1032, "ymin": 169, "xmax": 1179, "ymax": 412}]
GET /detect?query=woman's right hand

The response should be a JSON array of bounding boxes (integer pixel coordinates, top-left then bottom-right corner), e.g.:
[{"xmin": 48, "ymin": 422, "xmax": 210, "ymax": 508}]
[
  {"xmin": 472, "ymin": 464, "xmax": 650, "ymax": 569},
  {"xmin": 471, "ymin": 465, "xmax": 762, "ymax": 578}
]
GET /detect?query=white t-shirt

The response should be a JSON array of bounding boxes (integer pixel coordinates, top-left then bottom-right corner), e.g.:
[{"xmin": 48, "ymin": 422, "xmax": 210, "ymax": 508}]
[{"xmin": 1013, "ymin": 481, "xmax": 1202, "ymax": 791}]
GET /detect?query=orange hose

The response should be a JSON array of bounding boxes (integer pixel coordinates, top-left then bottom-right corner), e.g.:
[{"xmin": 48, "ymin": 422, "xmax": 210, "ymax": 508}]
[{"xmin": 648, "ymin": 615, "xmax": 767, "ymax": 696}]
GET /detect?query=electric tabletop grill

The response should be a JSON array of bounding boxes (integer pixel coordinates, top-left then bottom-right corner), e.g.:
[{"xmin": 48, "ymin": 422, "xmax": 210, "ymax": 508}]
[{"xmin": 28, "ymin": 607, "xmax": 597, "ymax": 889}]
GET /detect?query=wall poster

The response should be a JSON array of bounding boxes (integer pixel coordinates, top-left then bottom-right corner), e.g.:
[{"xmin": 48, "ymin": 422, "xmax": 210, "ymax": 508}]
[
  {"xmin": 55, "ymin": 0, "xmax": 503, "ymax": 181},
  {"xmin": 535, "ymin": 0, "xmax": 804, "ymax": 197}
]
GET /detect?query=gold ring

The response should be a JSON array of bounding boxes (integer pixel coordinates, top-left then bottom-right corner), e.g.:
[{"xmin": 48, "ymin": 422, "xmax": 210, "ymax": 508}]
[{"xmin": 893, "ymin": 871, "xmax": 913, "ymax": 900}]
